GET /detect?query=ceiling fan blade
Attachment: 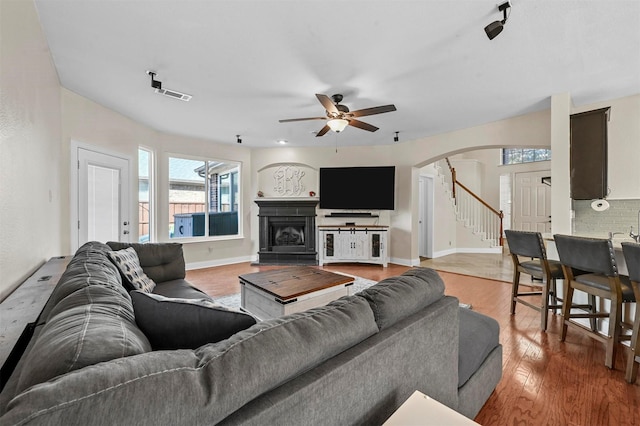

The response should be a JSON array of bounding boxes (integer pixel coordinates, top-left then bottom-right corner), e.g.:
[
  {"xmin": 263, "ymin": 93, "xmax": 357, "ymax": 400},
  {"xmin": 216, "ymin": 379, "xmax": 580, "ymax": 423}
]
[
  {"xmin": 279, "ymin": 117, "xmax": 327, "ymax": 123},
  {"xmin": 316, "ymin": 94, "xmax": 339, "ymax": 114},
  {"xmin": 350, "ymin": 104, "xmax": 397, "ymax": 118},
  {"xmin": 348, "ymin": 119, "xmax": 379, "ymax": 132},
  {"xmin": 316, "ymin": 124, "xmax": 331, "ymax": 137}
]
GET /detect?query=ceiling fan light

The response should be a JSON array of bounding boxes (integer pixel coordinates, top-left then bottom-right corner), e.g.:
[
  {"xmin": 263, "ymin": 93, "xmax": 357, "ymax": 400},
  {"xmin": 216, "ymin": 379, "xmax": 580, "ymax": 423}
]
[{"xmin": 327, "ymin": 118, "xmax": 349, "ymax": 133}]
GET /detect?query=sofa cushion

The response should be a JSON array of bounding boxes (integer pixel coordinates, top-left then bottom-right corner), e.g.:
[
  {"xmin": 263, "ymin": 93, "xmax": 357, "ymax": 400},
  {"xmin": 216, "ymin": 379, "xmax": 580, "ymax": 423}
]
[
  {"xmin": 458, "ymin": 307, "xmax": 500, "ymax": 387},
  {"xmin": 107, "ymin": 241, "xmax": 186, "ymax": 284},
  {"xmin": 153, "ymin": 279, "xmax": 212, "ymax": 300},
  {"xmin": 108, "ymin": 247, "xmax": 156, "ymax": 293},
  {"xmin": 16, "ymin": 285, "xmax": 151, "ymax": 394},
  {"xmin": 2, "ymin": 295, "xmax": 379, "ymax": 425},
  {"xmin": 130, "ymin": 291, "xmax": 258, "ymax": 350},
  {"xmin": 38, "ymin": 241, "xmax": 126, "ymax": 324},
  {"xmin": 358, "ymin": 267, "xmax": 445, "ymax": 330}
]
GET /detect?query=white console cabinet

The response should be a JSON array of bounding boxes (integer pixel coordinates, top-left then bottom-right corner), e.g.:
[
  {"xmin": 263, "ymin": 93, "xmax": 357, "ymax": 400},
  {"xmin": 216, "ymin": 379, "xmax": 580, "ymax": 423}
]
[{"xmin": 318, "ymin": 226, "xmax": 388, "ymax": 267}]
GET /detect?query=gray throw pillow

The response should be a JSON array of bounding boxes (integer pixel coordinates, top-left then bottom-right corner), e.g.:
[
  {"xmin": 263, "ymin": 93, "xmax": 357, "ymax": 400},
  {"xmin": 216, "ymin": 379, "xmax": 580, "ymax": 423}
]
[
  {"xmin": 130, "ymin": 291, "xmax": 258, "ymax": 350},
  {"xmin": 108, "ymin": 247, "xmax": 156, "ymax": 293}
]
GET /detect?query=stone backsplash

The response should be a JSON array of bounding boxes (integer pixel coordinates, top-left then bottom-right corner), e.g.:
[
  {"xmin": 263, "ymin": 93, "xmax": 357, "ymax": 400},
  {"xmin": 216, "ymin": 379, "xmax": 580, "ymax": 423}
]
[{"xmin": 573, "ymin": 199, "xmax": 640, "ymax": 235}]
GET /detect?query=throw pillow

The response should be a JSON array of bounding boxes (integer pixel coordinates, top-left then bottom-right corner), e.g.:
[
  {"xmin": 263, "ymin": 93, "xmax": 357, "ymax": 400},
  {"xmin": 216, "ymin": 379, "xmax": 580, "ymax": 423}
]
[
  {"xmin": 108, "ymin": 247, "xmax": 156, "ymax": 293},
  {"xmin": 130, "ymin": 291, "xmax": 258, "ymax": 350}
]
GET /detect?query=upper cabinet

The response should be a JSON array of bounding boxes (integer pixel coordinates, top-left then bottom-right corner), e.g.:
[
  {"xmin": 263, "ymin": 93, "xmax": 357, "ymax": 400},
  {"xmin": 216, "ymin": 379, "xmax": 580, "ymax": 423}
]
[{"xmin": 570, "ymin": 107, "xmax": 610, "ymax": 200}]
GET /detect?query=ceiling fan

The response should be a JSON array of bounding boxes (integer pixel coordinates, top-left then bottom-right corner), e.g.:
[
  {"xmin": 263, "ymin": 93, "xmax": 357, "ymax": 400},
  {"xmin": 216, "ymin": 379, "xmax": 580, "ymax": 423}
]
[{"xmin": 279, "ymin": 94, "xmax": 397, "ymax": 137}]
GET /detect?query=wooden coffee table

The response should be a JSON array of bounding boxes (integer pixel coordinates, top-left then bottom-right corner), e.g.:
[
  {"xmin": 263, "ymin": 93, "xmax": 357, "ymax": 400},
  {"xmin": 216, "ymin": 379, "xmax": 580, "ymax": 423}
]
[{"xmin": 239, "ymin": 266, "xmax": 355, "ymax": 319}]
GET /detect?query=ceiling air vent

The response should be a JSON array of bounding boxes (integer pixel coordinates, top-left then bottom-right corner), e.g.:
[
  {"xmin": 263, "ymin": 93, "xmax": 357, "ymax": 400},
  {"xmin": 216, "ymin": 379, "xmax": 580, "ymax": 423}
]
[
  {"xmin": 146, "ymin": 71, "xmax": 192, "ymax": 102},
  {"xmin": 155, "ymin": 88, "xmax": 192, "ymax": 102}
]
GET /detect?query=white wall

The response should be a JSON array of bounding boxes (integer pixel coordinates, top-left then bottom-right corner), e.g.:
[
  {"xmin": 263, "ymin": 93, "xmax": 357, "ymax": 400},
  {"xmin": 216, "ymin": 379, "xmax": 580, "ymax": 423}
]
[
  {"xmin": 401, "ymin": 109, "xmax": 552, "ymax": 263},
  {"xmin": 550, "ymin": 93, "xmax": 572, "ymax": 234},
  {"xmin": 249, "ymin": 110, "xmax": 553, "ymax": 265},
  {"xmin": 60, "ymin": 90, "xmax": 253, "ymax": 267},
  {"xmin": 419, "ymin": 164, "xmax": 457, "ymax": 256},
  {"xmin": 2, "ymin": 1, "xmax": 638, "ymax": 289},
  {"xmin": 449, "ymin": 159, "xmax": 482, "ymax": 196},
  {"xmin": 438, "ymin": 93, "xmax": 640, "ymax": 241},
  {"xmin": 449, "ymin": 149, "xmax": 551, "ymax": 210},
  {"xmin": 250, "ymin": 145, "xmax": 399, "ymax": 259},
  {"xmin": 0, "ymin": 0, "xmax": 63, "ymax": 301}
]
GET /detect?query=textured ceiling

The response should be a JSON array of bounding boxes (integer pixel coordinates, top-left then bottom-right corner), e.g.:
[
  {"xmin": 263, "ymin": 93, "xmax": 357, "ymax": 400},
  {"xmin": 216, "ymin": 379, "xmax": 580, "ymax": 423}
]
[{"xmin": 34, "ymin": 0, "xmax": 640, "ymax": 148}]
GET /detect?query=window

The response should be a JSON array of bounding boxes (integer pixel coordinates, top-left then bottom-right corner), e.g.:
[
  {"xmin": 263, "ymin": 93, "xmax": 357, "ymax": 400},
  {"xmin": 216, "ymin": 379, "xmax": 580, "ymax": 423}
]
[
  {"xmin": 168, "ymin": 156, "xmax": 240, "ymax": 239},
  {"xmin": 138, "ymin": 148, "xmax": 153, "ymax": 243},
  {"xmin": 501, "ymin": 148, "xmax": 551, "ymax": 165}
]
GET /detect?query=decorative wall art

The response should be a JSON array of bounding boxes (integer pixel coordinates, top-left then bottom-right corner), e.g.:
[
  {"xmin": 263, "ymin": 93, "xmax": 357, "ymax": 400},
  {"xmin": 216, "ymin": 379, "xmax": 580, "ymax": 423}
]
[{"xmin": 273, "ymin": 165, "xmax": 305, "ymax": 196}]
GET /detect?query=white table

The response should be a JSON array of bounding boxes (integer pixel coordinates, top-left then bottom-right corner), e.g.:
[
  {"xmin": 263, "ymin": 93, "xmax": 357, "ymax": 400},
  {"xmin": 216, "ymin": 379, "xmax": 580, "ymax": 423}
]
[{"xmin": 383, "ymin": 391, "xmax": 479, "ymax": 426}]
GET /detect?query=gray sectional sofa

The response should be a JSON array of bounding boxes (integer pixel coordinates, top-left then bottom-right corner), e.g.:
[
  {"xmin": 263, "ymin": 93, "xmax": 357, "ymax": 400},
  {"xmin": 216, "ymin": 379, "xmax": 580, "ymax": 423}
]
[{"xmin": 0, "ymin": 241, "xmax": 502, "ymax": 425}]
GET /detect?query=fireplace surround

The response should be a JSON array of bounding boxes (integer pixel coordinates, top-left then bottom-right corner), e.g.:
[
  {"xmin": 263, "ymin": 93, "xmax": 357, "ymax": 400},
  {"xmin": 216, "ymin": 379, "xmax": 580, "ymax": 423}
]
[{"xmin": 255, "ymin": 199, "xmax": 318, "ymax": 265}]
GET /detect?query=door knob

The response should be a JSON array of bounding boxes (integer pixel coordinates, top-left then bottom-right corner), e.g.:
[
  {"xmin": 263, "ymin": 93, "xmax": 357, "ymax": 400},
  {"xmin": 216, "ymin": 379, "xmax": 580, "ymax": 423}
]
[
  {"xmin": 123, "ymin": 230, "xmax": 130, "ymax": 235},
  {"xmin": 123, "ymin": 221, "xmax": 129, "ymax": 226}
]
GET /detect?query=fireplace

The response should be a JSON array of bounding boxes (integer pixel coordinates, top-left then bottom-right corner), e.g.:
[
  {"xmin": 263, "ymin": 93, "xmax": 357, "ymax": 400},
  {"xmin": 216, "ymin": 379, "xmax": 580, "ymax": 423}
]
[{"xmin": 256, "ymin": 199, "xmax": 318, "ymax": 265}]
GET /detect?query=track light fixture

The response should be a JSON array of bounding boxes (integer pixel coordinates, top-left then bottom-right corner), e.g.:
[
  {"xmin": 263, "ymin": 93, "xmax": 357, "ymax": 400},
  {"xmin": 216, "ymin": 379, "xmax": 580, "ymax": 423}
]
[
  {"xmin": 485, "ymin": 1, "xmax": 511, "ymax": 40},
  {"xmin": 394, "ymin": 131, "xmax": 399, "ymax": 142},
  {"xmin": 147, "ymin": 70, "xmax": 162, "ymax": 89},
  {"xmin": 236, "ymin": 135, "xmax": 242, "ymax": 144}
]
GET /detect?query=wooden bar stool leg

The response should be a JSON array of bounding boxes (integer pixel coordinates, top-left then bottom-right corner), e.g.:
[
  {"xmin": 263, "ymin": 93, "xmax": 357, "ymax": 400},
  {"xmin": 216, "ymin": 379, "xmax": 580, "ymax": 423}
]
[
  {"xmin": 605, "ymin": 297, "xmax": 622, "ymax": 369},
  {"xmin": 541, "ymin": 278, "xmax": 549, "ymax": 331},
  {"xmin": 626, "ymin": 309, "xmax": 640, "ymax": 383},
  {"xmin": 589, "ymin": 295, "xmax": 598, "ymax": 332},
  {"xmin": 550, "ymin": 278, "xmax": 559, "ymax": 314},
  {"xmin": 511, "ymin": 269, "xmax": 520, "ymax": 315},
  {"xmin": 561, "ymin": 284, "xmax": 575, "ymax": 342}
]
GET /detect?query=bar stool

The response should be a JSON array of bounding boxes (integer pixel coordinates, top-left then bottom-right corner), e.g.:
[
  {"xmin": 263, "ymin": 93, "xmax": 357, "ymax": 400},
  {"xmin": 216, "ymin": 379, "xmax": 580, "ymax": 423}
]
[
  {"xmin": 504, "ymin": 230, "xmax": 565, "ymax": 331},
  {"xmin": 621, "ymin": 242, "xmax": 640, "ymax": 383},
  {"xmin": 554, "ymin": 234, "xmax": 635, "ymax": 369}
]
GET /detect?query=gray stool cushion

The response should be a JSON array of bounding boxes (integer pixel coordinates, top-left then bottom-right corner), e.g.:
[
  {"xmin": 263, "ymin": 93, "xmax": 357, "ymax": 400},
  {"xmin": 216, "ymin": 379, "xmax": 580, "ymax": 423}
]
[
  {"xmin": 575, "ymin": 273, "xmax": 635, "ymax": 302},
  {"xmin": 520, "ymin": 259, "xmax": 564, "ymax": 279}
]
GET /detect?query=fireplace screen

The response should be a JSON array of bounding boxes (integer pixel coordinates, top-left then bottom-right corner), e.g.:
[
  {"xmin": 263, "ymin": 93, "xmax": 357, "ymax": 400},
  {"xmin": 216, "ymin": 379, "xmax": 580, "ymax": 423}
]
[{"xmin": 273, "ymin": 225, "xmax": 305, "ymax": 246}]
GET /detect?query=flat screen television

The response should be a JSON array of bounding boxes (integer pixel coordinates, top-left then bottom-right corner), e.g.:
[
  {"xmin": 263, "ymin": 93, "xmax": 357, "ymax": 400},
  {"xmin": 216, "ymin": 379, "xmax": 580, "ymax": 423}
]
[{"xmin": 319, "ymin": 166, "xmax": 395, "ymax": 210}]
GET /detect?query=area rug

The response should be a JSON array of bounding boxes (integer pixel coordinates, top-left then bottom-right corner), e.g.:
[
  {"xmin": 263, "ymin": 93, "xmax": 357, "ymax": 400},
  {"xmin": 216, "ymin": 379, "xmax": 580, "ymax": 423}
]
[
  {"xmin": 214, "ymin": 273, "xmax": 472, "ymax": 310},
  {"xmin": 214, "ymin": 273, "xmax": 376, "ymax": 309}
]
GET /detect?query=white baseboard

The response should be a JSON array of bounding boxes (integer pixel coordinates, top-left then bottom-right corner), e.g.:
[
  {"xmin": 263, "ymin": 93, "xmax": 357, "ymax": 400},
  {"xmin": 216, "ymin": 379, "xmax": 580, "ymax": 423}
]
[
  {"xmin": 430, "ymin": 247, "xmax": 502, "ymax": 259},
  {"xmin": 186, "ymin": 255, "xmax": 254, "ymax": 271},
  {"xmin": 456, "ymin": 247, "xmax": 503, "ymax": 254},
  {"xmin": 389, "ymin": 257, "xmax": 421, "ymax": 266},
  {"xmin": 431, "ymin": 248, "xmax": 457, "ymax": 258}
]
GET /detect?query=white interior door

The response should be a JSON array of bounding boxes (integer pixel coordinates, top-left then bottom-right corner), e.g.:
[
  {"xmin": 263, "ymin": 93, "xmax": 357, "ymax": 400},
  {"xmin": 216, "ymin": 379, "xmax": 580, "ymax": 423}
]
[
  {"xmin": 418, "ymin": 175, "xmax": 434, "ymax": 258},
  {"xmin": 73, "ymin": 145, "xmax": 130, "ymax": 251},
  {"xmin": 513, "ymin": 170, "xmax": 551, "ymax": 232}
]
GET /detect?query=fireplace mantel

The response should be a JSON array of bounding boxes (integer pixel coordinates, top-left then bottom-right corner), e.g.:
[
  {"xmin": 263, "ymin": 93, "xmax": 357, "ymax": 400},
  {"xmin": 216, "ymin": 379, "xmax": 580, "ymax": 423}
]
[{"xmin": 255, "ymin": 197, "xmax": 319, "ymax": 204}]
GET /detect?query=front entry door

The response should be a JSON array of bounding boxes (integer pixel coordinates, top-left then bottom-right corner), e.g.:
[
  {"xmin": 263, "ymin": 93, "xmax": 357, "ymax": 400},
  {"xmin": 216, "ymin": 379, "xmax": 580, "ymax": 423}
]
[
  {"xmin": 513, "ymin": 170, "xmax": 551, "ymax": 232},
  {"xmin": 73, "ymin": 145, "xmax": 131, "ymax": 251}
]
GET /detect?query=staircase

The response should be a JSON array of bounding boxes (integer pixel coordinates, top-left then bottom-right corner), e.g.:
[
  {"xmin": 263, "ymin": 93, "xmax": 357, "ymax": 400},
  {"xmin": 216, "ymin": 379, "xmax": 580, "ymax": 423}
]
[{"xmin": 434, "ymin": 159, "xmax": 503, "ymax": 248}]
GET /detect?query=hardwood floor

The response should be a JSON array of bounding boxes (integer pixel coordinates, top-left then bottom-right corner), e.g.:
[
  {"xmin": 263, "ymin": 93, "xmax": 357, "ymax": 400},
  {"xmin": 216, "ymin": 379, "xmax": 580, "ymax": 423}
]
[
  {"xmin": 186, "ymin": 262, "xmax": 412, "ymax": 298},
  {"xmin": 186, "ymin": 262, "xmax": 640, "ymax": 425}
]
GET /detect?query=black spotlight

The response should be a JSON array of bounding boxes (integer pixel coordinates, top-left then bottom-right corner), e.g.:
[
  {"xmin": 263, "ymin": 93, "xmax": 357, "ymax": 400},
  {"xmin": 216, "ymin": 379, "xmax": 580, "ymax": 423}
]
[
  {"xmin": 146, "ymin": 70, "xmax": 162, "ymax": 90},
  {"xmin": 236, "ymin": 135, "xmax": 242, "ymax": 144},
  {"xmin": 485, "ymin": 1, "xmax": 511, "ymax": 40}
]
